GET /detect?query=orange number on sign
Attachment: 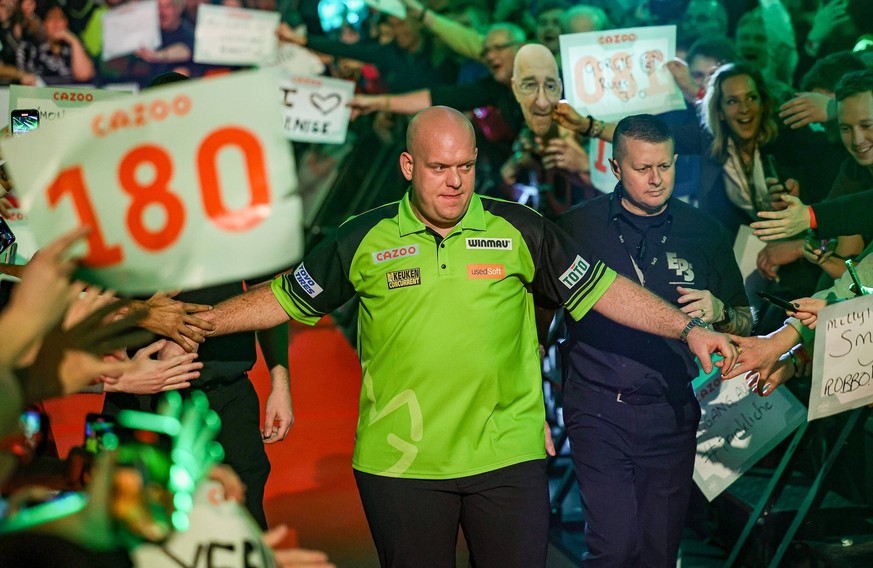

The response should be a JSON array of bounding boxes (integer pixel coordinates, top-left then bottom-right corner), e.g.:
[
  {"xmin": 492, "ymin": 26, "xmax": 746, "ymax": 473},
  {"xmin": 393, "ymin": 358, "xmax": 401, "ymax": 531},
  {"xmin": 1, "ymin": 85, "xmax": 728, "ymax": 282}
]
[
  {"xmin": 197, "ymin": 127, "xmax": 270, "ymax": 232},
  {"xmin": 574, "ymin": 55, "xmax": 604, "ymax": 105},
  {"xmin": 594, "ymin": 139, "xmax": 608, "ymax": 173},
  {"xmin": 47, "ymin": 166, "xmax": 123, "ymax": 266},
  {"xmin": 118, "ymin": 144, "xmax": 185, "ymax": 251}
]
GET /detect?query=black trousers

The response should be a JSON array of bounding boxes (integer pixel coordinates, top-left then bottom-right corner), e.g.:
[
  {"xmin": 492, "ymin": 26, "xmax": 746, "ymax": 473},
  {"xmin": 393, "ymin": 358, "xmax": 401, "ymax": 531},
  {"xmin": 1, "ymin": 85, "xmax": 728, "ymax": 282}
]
[
  {"xmin": 353, "ymin": 459, "xmax": 549, "ymax": 568},
  {"xmin": 563, "ymin": 381, "xmax": 701, "ymax": 568},
  {"xmin": 104, "ymin": 375, "xmax": 271, "ymax": 529}
]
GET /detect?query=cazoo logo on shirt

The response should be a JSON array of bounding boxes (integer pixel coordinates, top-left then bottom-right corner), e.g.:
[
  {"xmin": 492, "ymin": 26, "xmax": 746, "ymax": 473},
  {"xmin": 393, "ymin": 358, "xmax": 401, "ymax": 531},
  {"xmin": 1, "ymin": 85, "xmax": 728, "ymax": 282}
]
[
  {"xmin": 372, "ymin": 245, "xmax": 420, "ymax": 264},
  {"xmin": 294, "ymin": 263, "xmax": 323, "ymax": 298},
  {"xmin": 466, "ymin": 238, "xmax": 512, "ymax": 250}
]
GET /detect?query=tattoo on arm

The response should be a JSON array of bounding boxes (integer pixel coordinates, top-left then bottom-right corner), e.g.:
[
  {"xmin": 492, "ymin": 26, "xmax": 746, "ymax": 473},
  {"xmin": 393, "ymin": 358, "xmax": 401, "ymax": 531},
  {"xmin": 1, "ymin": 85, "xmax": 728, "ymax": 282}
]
[{"xmin": 714, "ymin": 306, "xmax": 753, "ymax": 336}]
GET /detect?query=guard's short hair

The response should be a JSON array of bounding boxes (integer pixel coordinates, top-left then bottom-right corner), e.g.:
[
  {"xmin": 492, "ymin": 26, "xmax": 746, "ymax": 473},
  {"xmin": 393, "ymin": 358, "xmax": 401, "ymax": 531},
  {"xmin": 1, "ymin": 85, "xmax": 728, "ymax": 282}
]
[
  {"xmin": 834, "ymin": 69, "xmax": 873, "ymax": 102},
  {"xmin": 612, "ymin": 114, "xmax": 674, "ymax": 161}
]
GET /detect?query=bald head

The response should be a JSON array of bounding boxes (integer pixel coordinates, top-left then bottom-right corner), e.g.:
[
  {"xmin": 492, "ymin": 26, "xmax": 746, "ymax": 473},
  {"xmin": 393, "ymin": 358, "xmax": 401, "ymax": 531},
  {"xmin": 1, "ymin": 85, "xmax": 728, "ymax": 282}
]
[
  {"xmin": 512, "ymin": 44, "xmax": 557, "ymax": 83},
  {"xmin": 407, "ymin": 106, "xmax": 475, "ymax": 157}
]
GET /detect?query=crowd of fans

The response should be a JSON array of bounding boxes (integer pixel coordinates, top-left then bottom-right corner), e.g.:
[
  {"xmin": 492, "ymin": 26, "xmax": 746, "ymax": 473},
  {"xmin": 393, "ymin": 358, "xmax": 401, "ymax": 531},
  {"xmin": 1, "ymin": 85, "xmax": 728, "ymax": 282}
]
[{"xmin": 0, "ymin": 0, "xmax": 872, "ymax": 565}]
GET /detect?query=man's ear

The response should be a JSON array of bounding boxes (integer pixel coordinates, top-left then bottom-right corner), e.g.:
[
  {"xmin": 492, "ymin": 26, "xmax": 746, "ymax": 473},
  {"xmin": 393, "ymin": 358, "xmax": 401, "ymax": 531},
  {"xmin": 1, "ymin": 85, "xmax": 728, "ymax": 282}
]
[
  {"xmin": 609, "ymin": 157, "xmax": 621, "ymax": 181},
  {"xmin": 400, "ymin": 152, "xmax": 414, "ymax": 181}
]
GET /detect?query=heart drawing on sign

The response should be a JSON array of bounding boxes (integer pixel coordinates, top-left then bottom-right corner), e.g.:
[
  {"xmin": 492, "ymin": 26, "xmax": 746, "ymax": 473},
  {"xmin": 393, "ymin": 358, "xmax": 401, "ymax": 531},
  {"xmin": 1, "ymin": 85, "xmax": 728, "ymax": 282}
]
[{"xmin": 310, "ymin": 93, "xmax": 342, "ymax": 115}]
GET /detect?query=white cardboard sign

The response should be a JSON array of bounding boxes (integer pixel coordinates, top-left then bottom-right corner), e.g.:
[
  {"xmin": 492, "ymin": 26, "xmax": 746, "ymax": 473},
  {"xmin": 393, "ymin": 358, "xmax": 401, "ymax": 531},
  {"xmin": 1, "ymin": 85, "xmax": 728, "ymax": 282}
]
[
  {"xmin": 194, "ymin": 5, "xmax": 280, "ymax": 66},
  {"xmin": 102, "ymin": 1, "xmax": 161, "ymax": 61},
  {"xmin": 278, "ymin": 73, "xmax": 354, "ymax": 144}
]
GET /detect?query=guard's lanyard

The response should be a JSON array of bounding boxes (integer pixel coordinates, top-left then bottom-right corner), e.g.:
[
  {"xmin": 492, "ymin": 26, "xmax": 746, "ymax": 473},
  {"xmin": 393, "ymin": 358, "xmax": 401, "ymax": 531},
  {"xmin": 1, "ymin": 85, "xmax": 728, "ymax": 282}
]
[{"xmin": 612, "ymin": 194, "xmax": 671, "ymax": 288}]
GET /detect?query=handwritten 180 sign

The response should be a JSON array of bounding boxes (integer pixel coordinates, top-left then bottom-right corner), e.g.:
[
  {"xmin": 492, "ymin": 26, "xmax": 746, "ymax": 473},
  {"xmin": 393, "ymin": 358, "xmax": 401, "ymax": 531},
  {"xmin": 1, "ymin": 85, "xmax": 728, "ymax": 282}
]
[
  {"xmin": 559, "ymin": 26, "xmax": 685, "ymax": 122},
  {"xmin": 0, "ymin": 70, "xmax": 302, "ymax": 294},
  {"xmin": 809, "ymin": 294, "xmax": 873, "ymax": 420},
  {"xmin": 278, "ymin": 72, "xmax": 355, "ymax": 144}
]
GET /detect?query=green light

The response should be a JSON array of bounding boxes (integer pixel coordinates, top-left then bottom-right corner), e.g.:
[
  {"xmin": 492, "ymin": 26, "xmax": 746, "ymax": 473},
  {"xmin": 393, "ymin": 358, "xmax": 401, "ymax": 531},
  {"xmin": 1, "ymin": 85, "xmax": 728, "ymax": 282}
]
[
  {"xmin": 101, "ymin": 432, "xmax": 119, "ymax": 451},
  {"xmin": 171, "ymin": 510, "xmax": 190, "ymax": 532},
  {"xmin": 117, "ymin": 410, "xmax": 181, "ymax": 436},
  {"xmin": 0, "ymin": 493, "xmax": 88, "ymax": 534},
  {"xmin": 173, "ymin": 492, "xmax": 193, "ymax": 512}
]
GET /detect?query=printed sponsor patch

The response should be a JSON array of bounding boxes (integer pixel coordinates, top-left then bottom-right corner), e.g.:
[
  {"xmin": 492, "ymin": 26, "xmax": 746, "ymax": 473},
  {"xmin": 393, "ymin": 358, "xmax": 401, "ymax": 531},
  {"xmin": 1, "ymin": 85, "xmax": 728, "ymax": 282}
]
[
  {"xmin": 372, "ymin": 245, "xmax": 420, "ymax": 264},
  {"xmin": 559, "ymin": 255, "xmax": 590, "ymax": 289},
  {"xmin": 467, "ymin": 264, "xmax": 505, "ymax": 279},
  {"xmin": 386, "ymin": 267, "xmax": 421, "ymax": 289},
  {"xmin": 466, "ymin": 238, "xmax": 512, "ymax": 250},
  {"xmin": 294, "ymin": 263, "xmax": 323, "ymax": 298}
]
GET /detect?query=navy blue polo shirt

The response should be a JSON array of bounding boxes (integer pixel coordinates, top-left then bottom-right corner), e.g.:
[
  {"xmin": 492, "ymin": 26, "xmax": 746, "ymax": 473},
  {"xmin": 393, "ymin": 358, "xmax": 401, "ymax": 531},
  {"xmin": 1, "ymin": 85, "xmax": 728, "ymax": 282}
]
[{"xmin": 556, "ymin": 185, "xmax": 748, "ymax": 397}]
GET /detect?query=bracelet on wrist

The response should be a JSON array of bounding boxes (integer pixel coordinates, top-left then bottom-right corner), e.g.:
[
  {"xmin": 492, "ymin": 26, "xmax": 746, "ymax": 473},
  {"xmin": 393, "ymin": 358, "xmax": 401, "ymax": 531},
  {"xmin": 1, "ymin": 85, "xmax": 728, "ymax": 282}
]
[
  {"xmin": 590, "ymin": 119, "xmax": 604, "ymax": 139},
  {"xmin": 581, "ymin": 114, "xmax": 594, "ymax": 136},
  {"xmin": 680, "ymin": 317, "xmax": 709, "ymax": 343}
]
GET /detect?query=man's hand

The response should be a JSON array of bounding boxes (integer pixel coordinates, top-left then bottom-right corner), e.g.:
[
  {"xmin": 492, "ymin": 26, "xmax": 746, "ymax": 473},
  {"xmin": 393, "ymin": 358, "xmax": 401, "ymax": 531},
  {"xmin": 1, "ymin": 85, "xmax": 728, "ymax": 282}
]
[
  {"xmin": 104, "ymin": 339, "xmax": 202, "ymax": 394},
  {"xmin": 676, "ymin": 286, "xmax": 724, "ymax": 324},
  {"xmin": 263, "ymin": 524, "xmax": 335, "ymax": 568},
  {"xmin": 541, "ymin": 136, "xmax": 588, "ymax": 176},
  {"xmin": 756, "ymin": 239, "xmax": 803, "ymax": 280},
  {"xmin": 791, "ymin": 297, "xmax": 827, "ymax": 329},
  {"xmin": 208, "ymin": 464, "xmax": 246, "ymax": 503},
  {"xmin": 551, "ymin": 101, "xmax": 586, "ymax": 132},
  {"xmin": 277, "ymin": 22, "xmax": 307, "ymax": 46},
  {"xmin": 349, "ymin": 94, "xmax": 387, "ymax": 121},
  {"xmin": 665, "ymin": 58, "xmax": 698, "ymax": 103},
  {"xmin": 16, "ymin": 300, "xmax": 152, "ymax": 400},
  {"xmin": 686, "ymin": 326, "xmax": 739, "ymax": 374},
  {"xmin": 751, "ymin": 194, "xmax": 810, "ymax": 241},
  {"xmin": 263, "ymin": 366, "xmax": 293, "ymax": 443},
  {"xmin": 721, "ymin": 328, "xmax": 801, "ymax": 384},
  {"xmin": 766, "ymin": 177, "xmax": 799, "ymax": 211},
  {"xmin": 135, "ymin": 290, "xmax": 214, "ymax": 353},
  {"xmin": 778, "ymin": 92, "xmax": 833, "ymax": 129},
  {"xmin": 544, "ymin": 420, "xmax": 556, "ymax": 456}
]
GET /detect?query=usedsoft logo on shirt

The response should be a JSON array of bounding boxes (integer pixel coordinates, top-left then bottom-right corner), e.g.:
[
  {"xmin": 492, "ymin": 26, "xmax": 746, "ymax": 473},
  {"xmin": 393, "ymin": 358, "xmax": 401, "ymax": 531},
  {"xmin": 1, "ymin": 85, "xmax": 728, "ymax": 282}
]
[
  {"xmin": 372, "ymin": 245, "xmax": 420, "ymax": 264},
  {"xmin": 386, "ymin": 267, "xmax": 421, "ymax": 289},
  {"xmin": 294, "ymin": 263, "xmax": 323, "ymax": 298},
  {"xmin": 467, "ymin": 264, "xmax": 505, "ymax": 279},
  {"xmin": 466, "ymin": 238, "xmax": 512, "ymax": 250},
  {"xmin": 559, "ymin": 255, "xmax": 590, "ymax": 289}
]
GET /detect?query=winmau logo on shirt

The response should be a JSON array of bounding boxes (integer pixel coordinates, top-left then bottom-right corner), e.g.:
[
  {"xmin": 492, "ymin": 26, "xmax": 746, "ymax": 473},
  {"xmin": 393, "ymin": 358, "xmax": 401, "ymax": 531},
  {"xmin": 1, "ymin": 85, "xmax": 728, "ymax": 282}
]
[
  {"xmin": 466, "ymin": 238, "xmax": 512, "ymax": 250},
  {"xmin": 559, "ymin": 255, "xmax": 590, "ymax": 289}
]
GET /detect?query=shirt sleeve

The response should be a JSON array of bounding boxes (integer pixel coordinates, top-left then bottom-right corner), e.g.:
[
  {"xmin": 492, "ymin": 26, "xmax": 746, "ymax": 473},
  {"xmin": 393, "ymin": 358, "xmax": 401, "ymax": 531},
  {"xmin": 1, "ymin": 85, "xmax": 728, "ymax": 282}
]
[
  {"xmin": 535, "ymin": 216, "xmax": 616, "ymax": 321},
  {"xmin": 270, "ymin": 233, "xmax": 357, "ymax": 326}
]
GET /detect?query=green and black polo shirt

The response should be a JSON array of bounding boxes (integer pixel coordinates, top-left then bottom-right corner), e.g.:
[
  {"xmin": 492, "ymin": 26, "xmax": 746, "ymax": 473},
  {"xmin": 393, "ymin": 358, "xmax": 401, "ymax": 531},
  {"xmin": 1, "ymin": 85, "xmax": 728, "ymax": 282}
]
[{"xmin": 272, "ymin": 191, "xmax": 616, "ymax": 479}]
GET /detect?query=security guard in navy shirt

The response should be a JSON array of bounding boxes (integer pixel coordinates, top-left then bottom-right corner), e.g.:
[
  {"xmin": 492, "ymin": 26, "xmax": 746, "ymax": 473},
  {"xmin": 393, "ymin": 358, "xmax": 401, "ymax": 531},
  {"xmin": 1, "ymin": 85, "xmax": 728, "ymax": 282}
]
[{"xmin": 554, "ymin": 114, "xmax": 752, "ymax": 567}]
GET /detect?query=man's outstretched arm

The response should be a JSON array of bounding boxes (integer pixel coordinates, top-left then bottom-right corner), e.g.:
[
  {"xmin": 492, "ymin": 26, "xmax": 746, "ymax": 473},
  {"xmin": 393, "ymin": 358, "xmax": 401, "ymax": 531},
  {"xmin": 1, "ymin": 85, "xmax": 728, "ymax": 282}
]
[{"xmin": 204, "ymin": 283, "xmax": 291, "ymax": 336}]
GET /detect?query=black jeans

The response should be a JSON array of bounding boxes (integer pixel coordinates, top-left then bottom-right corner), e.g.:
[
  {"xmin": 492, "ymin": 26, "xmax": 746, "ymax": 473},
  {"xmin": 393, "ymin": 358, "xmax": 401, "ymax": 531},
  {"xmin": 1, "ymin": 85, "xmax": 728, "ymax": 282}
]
[{"xmin": 354, "ymin": 459, "xmax": 549, "ymax": 568}]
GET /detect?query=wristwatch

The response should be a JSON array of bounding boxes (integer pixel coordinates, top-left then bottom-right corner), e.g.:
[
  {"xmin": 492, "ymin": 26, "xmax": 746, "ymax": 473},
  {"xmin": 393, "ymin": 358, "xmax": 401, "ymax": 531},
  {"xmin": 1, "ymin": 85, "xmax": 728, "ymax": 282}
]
[{"xmin": 680, "ymin": 317, "xmax": 709, "ymax": 343}]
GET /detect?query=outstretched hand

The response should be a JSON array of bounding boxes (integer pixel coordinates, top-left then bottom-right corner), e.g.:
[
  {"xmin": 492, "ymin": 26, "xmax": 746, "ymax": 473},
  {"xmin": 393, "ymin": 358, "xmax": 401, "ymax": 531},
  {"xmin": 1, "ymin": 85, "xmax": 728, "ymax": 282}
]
[{"xmin": 751, "ymin": 194, "xmax": 810, "ymax": 240}]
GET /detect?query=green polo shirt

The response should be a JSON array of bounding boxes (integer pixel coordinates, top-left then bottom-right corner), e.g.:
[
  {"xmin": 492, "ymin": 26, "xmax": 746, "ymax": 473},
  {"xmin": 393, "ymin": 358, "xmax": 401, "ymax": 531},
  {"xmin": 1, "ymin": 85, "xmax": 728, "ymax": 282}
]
[{"xmin": 272, "ymin": 192, "xmax": 616, "ymax": 479}]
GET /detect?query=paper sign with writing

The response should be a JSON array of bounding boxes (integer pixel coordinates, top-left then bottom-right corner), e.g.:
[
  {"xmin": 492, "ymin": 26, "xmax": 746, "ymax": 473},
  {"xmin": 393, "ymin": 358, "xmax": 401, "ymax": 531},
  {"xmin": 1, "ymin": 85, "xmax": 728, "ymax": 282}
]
[
  {"xmin": 560, "ymin": 26, "xmax": 685, "ymax": 122},
  {"xmin": 278, "ymin": 73, "xmax": 354, "ymax": 144},
  {"xmin": 692, "ymin": 361, "xmax": 806, "ymax": 501},
  {"xmin": 194, "ymin": 5, "xmax": 280, "ymax": 66},
  {"xmin": 102, "ymin": 0, "xmax": 161, "ymax": 61},
  {"xmin": 0, "ymin": 70, "xmax": 302, "ymax": 294},
  {"xmin": 9, "ymin": 85, "xmax": 128, "ymax": 124},
  {"xmin": 262, "ymin": 42, "xmax": 325, "ymax": 76},
  {"xmin": 363, "ymin": 0, "xmax": 407, "ymax": 19},
  {"xmin": 589, "ymin": 138, "xmax": 614, "ymax": 194},
  {"xmin": 809, "ymin": 294, "xmax": 873, "ymax": 420}
]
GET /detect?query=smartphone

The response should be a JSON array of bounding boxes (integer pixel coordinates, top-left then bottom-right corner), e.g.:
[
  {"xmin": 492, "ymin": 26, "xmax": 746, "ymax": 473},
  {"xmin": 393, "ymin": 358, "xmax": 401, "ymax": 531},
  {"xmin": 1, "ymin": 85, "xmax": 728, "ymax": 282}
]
[
  {"xmin": 845, "ymin": 259, "xmax": 870, "ymax": 296},
  {"xmin": 10, "ymin": 109, "xmax": 39, "ymax": 137},
  {"xmin": 0, "ymin": 217, "xmax": 14, "ymax": 255},
  {"xmin": 765, "ymin": 155, "xmax": 779, "ymax": 181},
  {"xmin": 756, "ymin": 290, "xmax": 797, "ymax": 312},
  {"xmin": 84, "ymin": 413, "xmax": 117, "ymax": 454}
]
